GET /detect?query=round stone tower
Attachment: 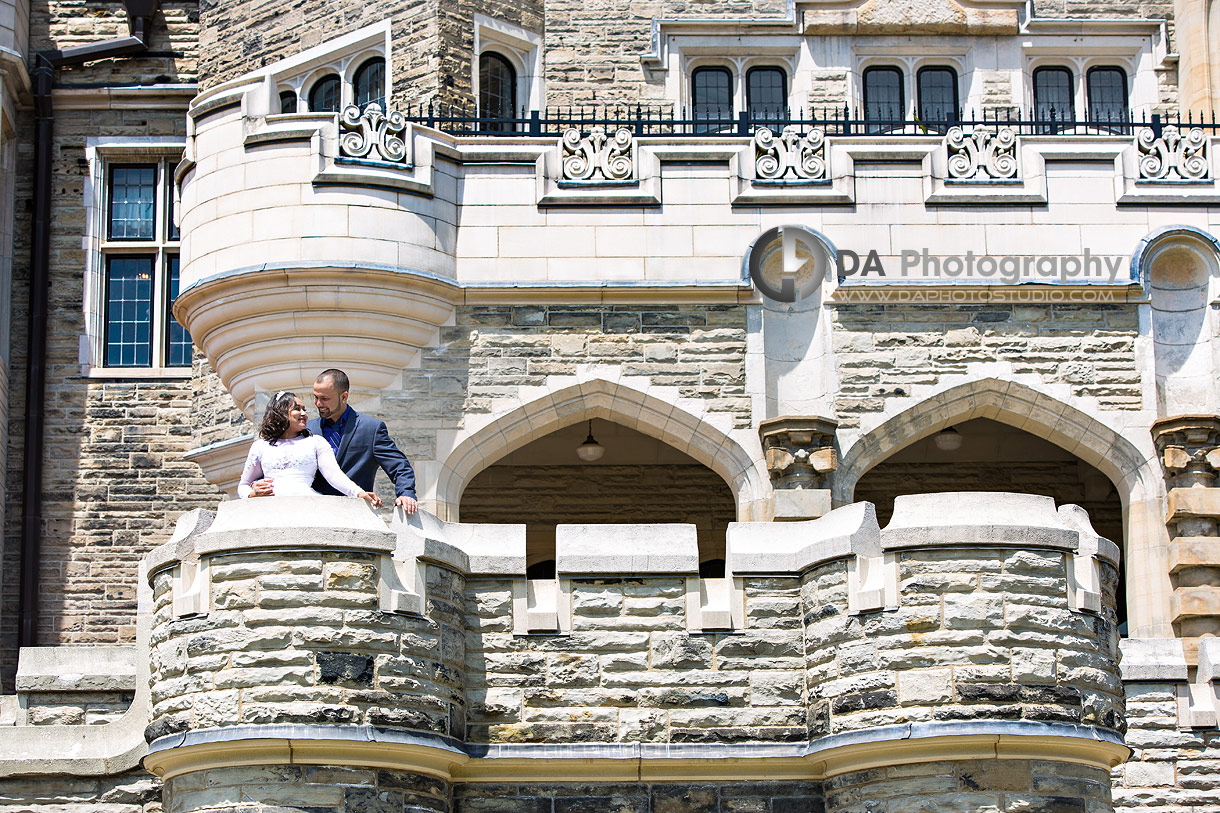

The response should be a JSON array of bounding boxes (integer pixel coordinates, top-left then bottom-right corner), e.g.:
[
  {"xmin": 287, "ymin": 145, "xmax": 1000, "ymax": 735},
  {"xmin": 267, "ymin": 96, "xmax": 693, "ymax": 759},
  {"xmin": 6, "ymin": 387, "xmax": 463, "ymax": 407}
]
[{"xmin": 142, "ymin": 497, "xmax": 469, "ymax": 813}]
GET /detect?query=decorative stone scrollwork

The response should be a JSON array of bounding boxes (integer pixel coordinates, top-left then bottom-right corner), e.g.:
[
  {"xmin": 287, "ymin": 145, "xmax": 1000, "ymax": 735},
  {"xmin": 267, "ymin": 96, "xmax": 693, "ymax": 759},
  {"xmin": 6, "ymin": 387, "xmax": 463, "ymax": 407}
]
[
  {"xmin": 338, "ymin": 103, "xmax": 409, "ymax": 164},
  {"xmin": 754, "ymin": 126, "xmax": 826, "ymax": 181},
  {"xmin": 945, "ymin": 126, "xmax": 1018, "ymax": 181},
  {"xmin": 758, "ymin": 416, "xmax": 838, "ymax": 489},
  {"xmin": 1137, "ymin": 126, "xmax": 1209, "ymax": 181},
  {"xmin": 561, "ymin": 126, "xmax": 635, "ymax": 182}
]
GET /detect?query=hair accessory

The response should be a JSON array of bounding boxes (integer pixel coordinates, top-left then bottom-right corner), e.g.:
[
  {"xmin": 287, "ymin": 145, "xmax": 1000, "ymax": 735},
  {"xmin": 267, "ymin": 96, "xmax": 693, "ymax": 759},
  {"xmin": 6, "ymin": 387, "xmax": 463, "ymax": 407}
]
[{"xmin": 273, "ymin": 390, "xmax": 287, "ymax": 401}]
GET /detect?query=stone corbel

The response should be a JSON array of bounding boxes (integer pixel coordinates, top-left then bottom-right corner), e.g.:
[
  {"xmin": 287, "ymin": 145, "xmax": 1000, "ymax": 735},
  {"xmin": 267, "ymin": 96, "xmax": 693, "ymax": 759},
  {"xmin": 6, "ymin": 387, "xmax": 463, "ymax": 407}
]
[
  {"xmin": 512, "ymin": 577, "xmax": 569, "ymax": 634},
  {"xmin": 379, "ymin": 554, "xmax": 425, "ymax": 616},
  {"xmin": 847, "ymin": 551, "xmax": 899, "ymax": 614},
  {"xmin": 759, "ymin": 416, "xmax": 838, "ymax": 521},
  {"xmin": 1191, "ymin": 638, "xmax": 1220, "ymax": 728},
  {"xmin": 386, "ymin": 510, "xmax": 474, "ymax": 617},
  {"xmin": 684, "ymin": 576, "xmax": 744, "ymax": 632},
  {"xmin": 173, "ymin": 558, "xmax": 211, "ymax": 618}
]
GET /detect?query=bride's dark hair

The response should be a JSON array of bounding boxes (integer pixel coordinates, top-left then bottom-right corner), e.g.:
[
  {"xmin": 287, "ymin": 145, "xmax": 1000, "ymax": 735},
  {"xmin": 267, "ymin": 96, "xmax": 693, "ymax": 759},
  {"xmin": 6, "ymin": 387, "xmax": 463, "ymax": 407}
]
[{"xmin": 259, "ymin": 391, "xmax": 308, "ymax": 443}]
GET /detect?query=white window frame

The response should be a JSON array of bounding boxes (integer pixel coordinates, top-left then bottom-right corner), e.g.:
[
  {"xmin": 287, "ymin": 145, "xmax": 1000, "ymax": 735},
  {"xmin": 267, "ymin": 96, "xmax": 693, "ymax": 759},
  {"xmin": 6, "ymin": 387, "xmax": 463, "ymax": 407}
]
[
  {"xmin": 473, "ymin": 14, "xmax": 543, "ymax": 116},
  {"xmin": 269, "ymin": 20, "xmax": 392, "ymax": 115},
  {"xmin": 853, "ymin": 50, "xmax": 971, "ymax": 119},
  {"xmin": 82, "ymin": 138, "xmax": 190, "ymax": 378}
]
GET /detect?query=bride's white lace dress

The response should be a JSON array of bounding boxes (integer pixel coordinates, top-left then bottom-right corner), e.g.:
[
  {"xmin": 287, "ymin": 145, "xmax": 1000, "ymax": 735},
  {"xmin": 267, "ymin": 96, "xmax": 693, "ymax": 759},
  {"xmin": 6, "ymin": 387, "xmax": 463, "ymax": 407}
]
[{"xmin": 238, "ymin": 434, "xmax": 364, "ymax": 498}]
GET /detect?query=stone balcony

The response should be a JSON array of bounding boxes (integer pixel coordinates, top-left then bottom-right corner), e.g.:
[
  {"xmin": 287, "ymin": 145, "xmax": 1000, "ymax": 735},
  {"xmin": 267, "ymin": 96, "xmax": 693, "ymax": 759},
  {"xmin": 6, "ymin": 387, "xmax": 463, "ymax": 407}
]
[{"xmin": 173, "ymin": 73, "xmax": 1220, "ymax": 417}]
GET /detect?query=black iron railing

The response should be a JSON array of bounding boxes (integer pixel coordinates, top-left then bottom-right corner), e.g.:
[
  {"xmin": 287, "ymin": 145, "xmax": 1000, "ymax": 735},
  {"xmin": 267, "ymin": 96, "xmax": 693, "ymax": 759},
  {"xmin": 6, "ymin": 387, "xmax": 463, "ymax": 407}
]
[{"xmin": 396, "ymin": 104, "xmax": 1220, "ymax": 138}]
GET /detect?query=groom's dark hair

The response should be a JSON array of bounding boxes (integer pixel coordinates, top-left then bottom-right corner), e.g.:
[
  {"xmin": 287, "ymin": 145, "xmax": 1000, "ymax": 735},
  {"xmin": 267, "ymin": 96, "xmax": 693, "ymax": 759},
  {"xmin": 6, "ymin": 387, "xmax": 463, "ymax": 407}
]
[{"xmin": 317, "ymin": 368, "xmax": 350, "ymax": 394}]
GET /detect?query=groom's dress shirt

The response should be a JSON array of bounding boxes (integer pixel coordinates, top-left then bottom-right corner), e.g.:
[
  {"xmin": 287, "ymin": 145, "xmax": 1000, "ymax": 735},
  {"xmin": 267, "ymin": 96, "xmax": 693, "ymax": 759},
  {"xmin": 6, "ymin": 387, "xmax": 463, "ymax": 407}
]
[{"xmin": 321, "ymin": 409, "xmax": 349, "ymax": 454}]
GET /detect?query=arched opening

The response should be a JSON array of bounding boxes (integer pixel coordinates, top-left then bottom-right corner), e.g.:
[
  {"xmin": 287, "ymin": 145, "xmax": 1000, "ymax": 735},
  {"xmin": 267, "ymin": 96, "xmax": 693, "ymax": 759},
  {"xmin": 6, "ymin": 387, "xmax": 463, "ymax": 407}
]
[
  {"xmin": 853, "ymin": 417, "xmax": 1127, "ymax": 630},
  {"xmin": 459, "ymin": 418, "xmax": 736, "ymax": 577}
]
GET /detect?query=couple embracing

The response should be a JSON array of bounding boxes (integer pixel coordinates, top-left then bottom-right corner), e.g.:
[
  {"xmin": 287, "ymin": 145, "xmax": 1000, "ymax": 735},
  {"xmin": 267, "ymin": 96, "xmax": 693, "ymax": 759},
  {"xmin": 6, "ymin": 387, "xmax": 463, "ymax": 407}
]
[{"xmin": 237, "ymin": 368, "xmax": 419, "ymax": 514}]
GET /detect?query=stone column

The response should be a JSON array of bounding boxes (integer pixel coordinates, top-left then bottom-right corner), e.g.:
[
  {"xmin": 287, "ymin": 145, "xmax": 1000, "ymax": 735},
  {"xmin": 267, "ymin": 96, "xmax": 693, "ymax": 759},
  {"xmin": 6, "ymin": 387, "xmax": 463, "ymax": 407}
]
[
  {"xmin": 141, "ymin": 497, "xmax": 468, "ymax": 812},
  {"xmin": 1152, "ymin": 416, "xmax": 1220, "ymax": 654},
  {"xmin": 758, "ymin": 416, "xmax": 838, "ymax": 520}
]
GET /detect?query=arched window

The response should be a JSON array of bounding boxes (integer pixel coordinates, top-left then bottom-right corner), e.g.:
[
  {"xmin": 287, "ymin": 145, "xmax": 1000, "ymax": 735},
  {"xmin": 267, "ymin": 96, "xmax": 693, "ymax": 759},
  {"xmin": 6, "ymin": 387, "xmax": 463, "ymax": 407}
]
[
  {"xmin": 692, "ymin": 66, "xmax": 732, "ymax": 133},
  {"xmin": 1033, "ymin": 66, "xmax": 1073, "ymax": 132},
  {"xmin": 863, "ymin": 66, "xmax": 903, "ymax": 133},
  {"xmin": 1087, "ymin": 66, "xmax": 1129, "ymax": 130},
  {"xmin": 746, "ymin": 66, "xmax": 787, "ymax": 126},
  {"xmin": 354, "ymin": 57, "xmax": 386, "ymax": 110},
  {"xmin": 308, "ymin": 74, "xmax": 342, "ymax": 113},
  {"xmin": 278, "ymin": 91, "xmax": 297, "ymax": 114},
  {"xmin": 479, "ymin": 52, "xmax": 516, "ymax": 132},
  {"xmin": 917, "ymin": 66, "xmax": 958, "ymax": 130}
]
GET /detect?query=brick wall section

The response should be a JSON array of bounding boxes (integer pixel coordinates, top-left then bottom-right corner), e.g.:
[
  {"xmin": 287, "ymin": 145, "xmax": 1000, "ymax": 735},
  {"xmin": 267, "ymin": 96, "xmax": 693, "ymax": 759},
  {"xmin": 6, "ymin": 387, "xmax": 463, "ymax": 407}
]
[
  {"xmin": 0, "ymin": 773, "xmax": 160, "ymax": 813},
  {"xmin": 452, "ymin": 781, "xmax": 824, "ymax": 812},
  {"xmin": 25, "ymin": 689, "xmax": 134, "ymax": 726},
  {"xmin": 825, "ymin": 759, "xmax": 1113, "ymax": 813},
  {"xmin": 465, "ymin": 575, "xmax": 806, "ymax": 744},
  {"xmin": 461, "ymin": 464, "xmax": 737, "ymax": 563},
  {"xmin": 191, "ymin": 363, "xmax": 248, "ymax": 449},
  {"xmin": 33, "ymin": 380, "xmax": 221, "ymax": 651},
  {"xmin": 165, "ymin": 766, "xmax": 450, "ymax": 813},
  {"xmin": 147, "ymin": 554, "xmax": 466, "ymax": 741},
  {"xmin": 542, "ymin": 0, "xmax": 787, "ymax": 107},
  {"xmin": 801, "ymin": 549, "xmax": 1123, "ymax": 740},
  {"xmin": 395, "ymin": 304, "xmax": 750, "ymax": 431},
  {"xmin": 30, "ymin": 0, "xmax": 197, "ymax": 84},
  {"xmin": 830, "ymin": 304, "xmax": 1141, "ymax": 429},
  {"xmin": 1114, "ymin": 683, "xmax": 1220, "ymax": 811}
]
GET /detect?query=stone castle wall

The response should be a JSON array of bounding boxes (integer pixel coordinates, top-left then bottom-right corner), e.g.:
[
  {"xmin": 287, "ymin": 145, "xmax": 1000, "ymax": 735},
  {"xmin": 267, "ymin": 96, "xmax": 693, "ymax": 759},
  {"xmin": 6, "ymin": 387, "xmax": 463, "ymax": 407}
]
[{"xmin": 831, "ymin": 303, "xmax": 1143, "ymax": 430}]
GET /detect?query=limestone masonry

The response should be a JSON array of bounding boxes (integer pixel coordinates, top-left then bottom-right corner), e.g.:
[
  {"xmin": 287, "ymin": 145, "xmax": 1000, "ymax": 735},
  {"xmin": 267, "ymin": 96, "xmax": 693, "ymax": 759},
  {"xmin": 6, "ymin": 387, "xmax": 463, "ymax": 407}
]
[{"xmin": 3, "ymin": 0, "xmax": 1220, "ymax": 810}]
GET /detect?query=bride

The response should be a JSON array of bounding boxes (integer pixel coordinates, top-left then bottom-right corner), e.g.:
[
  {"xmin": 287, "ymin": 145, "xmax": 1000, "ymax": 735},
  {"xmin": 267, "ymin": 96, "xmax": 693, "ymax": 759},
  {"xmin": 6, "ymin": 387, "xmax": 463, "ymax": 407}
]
[{"xmin": 238, "ymin": 391, "xmax": 381, "ymax": 506}]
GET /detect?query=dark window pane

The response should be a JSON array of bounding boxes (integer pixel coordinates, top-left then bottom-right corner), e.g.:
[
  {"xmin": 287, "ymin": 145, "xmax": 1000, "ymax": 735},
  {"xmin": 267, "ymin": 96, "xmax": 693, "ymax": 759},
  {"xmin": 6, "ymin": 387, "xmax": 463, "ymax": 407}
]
[
  {"xmin": 108, "ymin": 165, "xmax": 156, "ymax": 241},
  {"xmin": 279, "ymin": 91, "xmax": 298, "ymax": 114},
  {"xmin": 479, "ymin": 52, "xmax": 517, "ymax": 132},
  {"xmin": 1087, "ymin": 67, "xmax": 1128, "ymax": 125},
  {"xmin": 1034, "ymin": 67, "xmax": 1074, "ymax": 131},
  {"xmin": 917, "ymin": 67, "xmax": 958, "ymax": 128},
  {"xmin": 863, "ymin": 67, "xmax": 904, "ymax": 133},
  {"xmin": 165, "ymin": 164, "xmax": 179, "ymax": 241},
  {"xmin": 105, "ymin": 256, "xmax": 153, "ymax": 367},
  {"xmin": 692, "ymin": 66, "xmax": 732, "ymax": 133},
  {"xmin": 355, "ymin": 58, "xmax": 386, "ymax": 110},
  {"xmin": 747, "ymin": 67, "xmax": 786, "ymax": 125},
  {"xmin": 165, "ymin": 255, "xmax": 192, "ymax": 366},
  {"xmin": 309, "ymin": 75, "xmax": 342, "ymax": 113}
]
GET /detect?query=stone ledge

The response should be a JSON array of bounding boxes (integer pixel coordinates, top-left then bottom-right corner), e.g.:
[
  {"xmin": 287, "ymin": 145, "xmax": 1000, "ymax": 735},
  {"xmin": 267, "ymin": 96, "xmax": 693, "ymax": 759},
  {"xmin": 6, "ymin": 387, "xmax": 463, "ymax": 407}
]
[
  {"xmin": 1167, "ymin": 487, "xmax": 1220, "ymax": 521},
  {"xmin": 882, "ymin": 492, "xmax": 1082, "ymax": 551},
  {"xmin": 556, "ymin": 524, "xmax": 700, "ymax": 575},
  {"xmin": 727, "ymin": 501, "xmax": 879, "ymax": 574},
  {"xmin": 15, "ymin": 646, "xmax": 138, "ymax": 692},
  {"xmin": 1119, "ymin": 638, "xmax": 1189, "ymax": 681},
  {"xmin": 141, "ymin": 719, "xmax": 1128, "ymax": 783}
]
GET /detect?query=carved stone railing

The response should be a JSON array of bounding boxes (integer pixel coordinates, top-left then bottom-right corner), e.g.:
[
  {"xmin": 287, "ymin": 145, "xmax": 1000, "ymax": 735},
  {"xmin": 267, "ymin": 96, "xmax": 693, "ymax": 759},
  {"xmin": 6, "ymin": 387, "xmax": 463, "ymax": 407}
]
[
  {"xmin": 339, "ymin": 103, "xmax": 411, "ymax": 164},
  {"xmin": 560, "ymin": 125, "xmax": 635, "ymax": 182},
  {"xmin": 1137, "ymin": 126, "xmax": 1209, "ymax": 181},
  {"xmin": 945, "ymin": 125, "xmax": 1018, "ymax": 181},
  {"xmin": 754, "ymin": 125, "xmax": 827, "ymax": 181}
]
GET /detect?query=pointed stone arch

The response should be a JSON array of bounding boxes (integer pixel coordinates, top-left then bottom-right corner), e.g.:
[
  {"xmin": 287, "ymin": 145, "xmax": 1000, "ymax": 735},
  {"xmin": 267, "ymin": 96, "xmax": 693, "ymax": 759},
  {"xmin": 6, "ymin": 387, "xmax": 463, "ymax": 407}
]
[
  {"xmin": 434, "ymin": 377, "xmax": 768, "ymax": 523},
  {"xmin": 837, "ymin": 377, "xmax": 1172, "ymax": 637}
]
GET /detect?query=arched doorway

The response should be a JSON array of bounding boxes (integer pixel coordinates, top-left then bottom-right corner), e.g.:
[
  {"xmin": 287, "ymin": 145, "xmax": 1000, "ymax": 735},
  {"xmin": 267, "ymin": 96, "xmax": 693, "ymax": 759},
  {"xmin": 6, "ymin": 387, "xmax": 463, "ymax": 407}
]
[
  {"xmin": 853, "ymin": 417, "xmax": 1126, "ymax": 629},
  {"xmin": 459, "ymin": 419, "xmax": 736, "ymax": 576}
]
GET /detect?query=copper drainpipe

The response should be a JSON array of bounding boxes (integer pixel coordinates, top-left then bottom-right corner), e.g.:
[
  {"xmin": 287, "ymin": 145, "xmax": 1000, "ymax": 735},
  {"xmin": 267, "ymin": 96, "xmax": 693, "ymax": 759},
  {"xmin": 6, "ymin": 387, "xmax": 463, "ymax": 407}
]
[{"xmin": 19, "ymin": 0, "xmax": 160, "ymax": 648}]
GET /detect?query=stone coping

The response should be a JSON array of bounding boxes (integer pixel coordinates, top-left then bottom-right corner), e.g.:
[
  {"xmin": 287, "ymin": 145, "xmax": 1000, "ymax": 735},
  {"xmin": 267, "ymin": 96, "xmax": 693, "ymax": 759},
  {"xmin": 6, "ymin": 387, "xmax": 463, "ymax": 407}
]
[
  {"xmin": 15, "ymin": 646, "xmax": 138, "ymax": 692},
  {"xmin": 149, "ymin": 492, "xmax": 1120, "ymax": 581},
  {"xmin": 143, "ymin": 719, "xmax": 1129, "ymax": 782},
  {"xmin": 555, "ymin": 523, "xmax": 700, "ymax": 575}
]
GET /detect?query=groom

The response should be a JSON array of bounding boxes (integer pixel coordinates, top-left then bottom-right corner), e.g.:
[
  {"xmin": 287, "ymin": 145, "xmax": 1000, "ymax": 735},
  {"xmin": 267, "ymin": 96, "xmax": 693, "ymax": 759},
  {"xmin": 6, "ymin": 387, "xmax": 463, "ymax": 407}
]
[{"xmin": 307, "ymin": 368, "xmax": 419, "ymax": 514}]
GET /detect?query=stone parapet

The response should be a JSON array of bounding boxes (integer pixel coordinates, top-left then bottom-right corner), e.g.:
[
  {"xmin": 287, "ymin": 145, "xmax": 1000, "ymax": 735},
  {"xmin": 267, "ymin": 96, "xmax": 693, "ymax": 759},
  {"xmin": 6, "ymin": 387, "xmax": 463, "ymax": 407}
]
[{"xmin": 83, "ymin": 491, "xmax": 1129, "ymax": 811}]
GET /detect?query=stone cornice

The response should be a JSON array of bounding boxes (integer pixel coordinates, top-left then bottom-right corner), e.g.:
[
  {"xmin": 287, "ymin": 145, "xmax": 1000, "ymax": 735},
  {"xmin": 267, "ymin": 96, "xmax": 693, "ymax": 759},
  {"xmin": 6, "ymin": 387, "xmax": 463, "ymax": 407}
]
[{"xmin": 143, "ymin": 720, "xmax": 1129, "ymax": 783}]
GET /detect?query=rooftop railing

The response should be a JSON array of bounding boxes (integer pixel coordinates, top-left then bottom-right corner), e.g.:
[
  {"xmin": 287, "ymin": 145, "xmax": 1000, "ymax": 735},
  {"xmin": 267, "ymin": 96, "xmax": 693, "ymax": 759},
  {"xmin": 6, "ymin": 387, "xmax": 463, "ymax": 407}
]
[{"xmin": 396, "ymin": 104, "xmax": 1220, "ymax": 138}]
